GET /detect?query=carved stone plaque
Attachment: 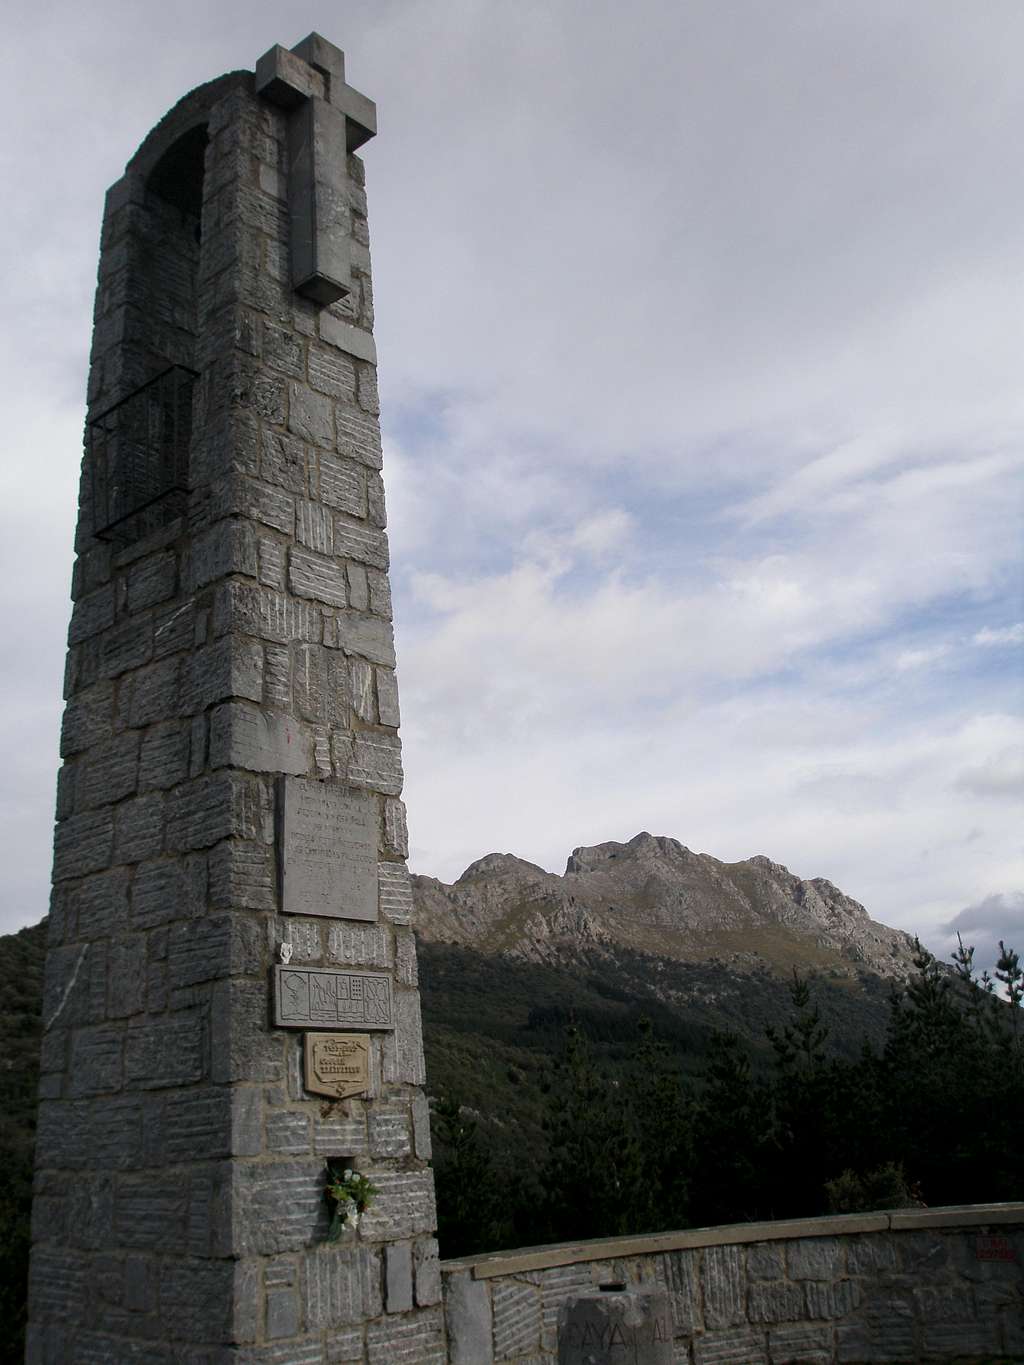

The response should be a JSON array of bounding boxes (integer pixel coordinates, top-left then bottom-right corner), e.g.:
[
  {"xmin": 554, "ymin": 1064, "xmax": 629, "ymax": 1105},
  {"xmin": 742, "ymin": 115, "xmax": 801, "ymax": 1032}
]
[
  {"xmin": 303, "ymin": 1032, "xmax": 370, "ymax": 1099},
  {"xmin": 280, "ymin": 777, "xmax": 378, "ymax": 921},
  {"xmin": 272, "ymin": 965, "xmax": 394, "ymax": 1029}
]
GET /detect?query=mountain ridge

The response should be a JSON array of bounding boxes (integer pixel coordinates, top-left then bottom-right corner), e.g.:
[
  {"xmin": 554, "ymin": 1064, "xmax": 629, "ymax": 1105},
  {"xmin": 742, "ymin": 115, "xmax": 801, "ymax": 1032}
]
[{"xmin": 413, "ymin": 830, "xmax": 917, "ymax": 981}]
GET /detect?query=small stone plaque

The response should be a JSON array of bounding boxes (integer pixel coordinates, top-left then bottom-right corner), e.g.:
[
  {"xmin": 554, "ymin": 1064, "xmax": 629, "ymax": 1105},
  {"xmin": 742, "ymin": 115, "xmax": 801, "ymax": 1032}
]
[
  {"xmin": 273, "ymin": 965, "xmax": 394, "ymax": 1029},
  {"xmin": 303, "ymin": 1032, "xmax": 370, "ymax": 1099},
  {"xmin": 280, "ymin": 777, "xmax": 378, "ymax": 921}
]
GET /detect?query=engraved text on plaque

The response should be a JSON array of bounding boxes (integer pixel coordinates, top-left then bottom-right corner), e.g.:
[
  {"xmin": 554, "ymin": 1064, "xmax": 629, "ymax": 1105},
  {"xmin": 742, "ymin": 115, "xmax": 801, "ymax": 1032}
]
[
  {"xmin": 304, "ymin": 1032, "xmax": 371, "ymax": 1099},
  {"xmin": 273, "ymin": 965, "xmax": 394, "ymax": 1029},
  {"xmin": 280, "ymin": 777, "xmax": 378, "ymax": 920}
]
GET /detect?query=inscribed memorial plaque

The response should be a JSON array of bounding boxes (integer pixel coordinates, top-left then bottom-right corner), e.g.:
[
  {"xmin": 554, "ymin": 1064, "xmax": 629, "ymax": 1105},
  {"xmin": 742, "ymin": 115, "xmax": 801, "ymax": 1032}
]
[
  {"xmin": 303, "ymin": 1032, "xmax": 370, "ymax": 1099},
  {"xmin": 273, "ymin": 965, "xmax": 394, "ymax": 1029},
  {"xmin": 280, "ymin": 777, "xmax": 378, "ymax": 920}
]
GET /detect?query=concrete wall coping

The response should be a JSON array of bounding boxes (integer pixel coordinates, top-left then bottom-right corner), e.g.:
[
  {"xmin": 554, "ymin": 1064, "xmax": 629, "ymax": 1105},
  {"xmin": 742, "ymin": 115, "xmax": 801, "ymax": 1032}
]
[{"xmin": 440, "ymin": 1202, "xmax": 1024, "ymax": 1280}]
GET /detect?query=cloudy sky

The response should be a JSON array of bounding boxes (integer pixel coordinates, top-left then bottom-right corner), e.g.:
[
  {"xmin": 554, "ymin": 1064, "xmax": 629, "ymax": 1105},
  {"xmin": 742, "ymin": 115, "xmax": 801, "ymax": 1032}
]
[{"xmin": 1, "ymin": 1, "xmax": 1021, "ymax": 975}]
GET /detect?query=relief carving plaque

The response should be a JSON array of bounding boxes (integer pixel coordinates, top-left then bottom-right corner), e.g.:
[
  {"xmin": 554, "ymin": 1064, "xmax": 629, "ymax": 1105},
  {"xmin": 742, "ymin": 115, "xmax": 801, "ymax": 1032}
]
[
  {"xmin": 280, "ymin": 777, "xmax": 378, "ymax": 921},
  {"xmin": 272, "ymin": 965, "xmax": 394, "ymax": 1029},
  {"xmin": 303, "ymin": 1032, "xmax": 371, "ymax": 1099}
]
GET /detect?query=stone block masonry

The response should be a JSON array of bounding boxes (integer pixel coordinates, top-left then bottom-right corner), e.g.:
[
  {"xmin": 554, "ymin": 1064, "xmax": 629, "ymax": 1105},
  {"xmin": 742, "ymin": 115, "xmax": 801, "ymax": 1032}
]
[
  {"xmin": 440, "ymin": 1204, "xmax": 1024, "ymax": 1364},
  {"xmin": 28, "ymin": 33, "xmax": 444, "ymax": 1365}
]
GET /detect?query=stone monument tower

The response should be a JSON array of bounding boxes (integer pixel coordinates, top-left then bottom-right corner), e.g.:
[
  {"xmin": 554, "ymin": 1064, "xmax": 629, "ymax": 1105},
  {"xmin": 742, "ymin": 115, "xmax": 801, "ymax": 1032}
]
[{"xmin": 28, "ymin": 35, "xmax": 444, "ymax": 1363}]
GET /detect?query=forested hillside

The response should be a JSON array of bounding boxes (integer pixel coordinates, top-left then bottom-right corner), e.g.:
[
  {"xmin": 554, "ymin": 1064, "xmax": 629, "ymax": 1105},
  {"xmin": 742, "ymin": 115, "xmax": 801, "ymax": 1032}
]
[{"xmin": 0, "ymin": 917, "xmax": 46, "ymax": 1359}]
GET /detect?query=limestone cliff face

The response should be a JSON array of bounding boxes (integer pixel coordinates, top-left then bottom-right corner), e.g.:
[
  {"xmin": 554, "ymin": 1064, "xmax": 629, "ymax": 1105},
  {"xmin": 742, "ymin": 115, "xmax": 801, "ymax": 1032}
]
[{"xmin": 412, "ymin": 832, "xmax": 917, "ymax": 980}]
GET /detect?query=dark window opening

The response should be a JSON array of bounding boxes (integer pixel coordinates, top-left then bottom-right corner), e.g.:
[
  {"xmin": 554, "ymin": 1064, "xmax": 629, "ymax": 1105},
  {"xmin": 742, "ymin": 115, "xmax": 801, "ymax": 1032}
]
[
  {"xmin": 89, "ymin": 365, "xmax": 197, "ymax": 543},
  {"xmin": 147, "ymin": 124, "xmax": 209, "ymax": 237}
]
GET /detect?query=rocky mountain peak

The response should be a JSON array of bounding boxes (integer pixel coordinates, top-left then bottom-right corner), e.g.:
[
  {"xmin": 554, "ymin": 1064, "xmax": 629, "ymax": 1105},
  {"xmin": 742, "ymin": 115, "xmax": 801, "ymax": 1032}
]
[
  {"xmin": 456, "ymin": 853, "xmax": 549, "ymax": 884},
  {"xmin": 565, "ymin": 832, "xmax": 690, "ymax": 874},
  {"xmin": 414, "ymin": 832, "xmax": 917, "ymax": 983}
]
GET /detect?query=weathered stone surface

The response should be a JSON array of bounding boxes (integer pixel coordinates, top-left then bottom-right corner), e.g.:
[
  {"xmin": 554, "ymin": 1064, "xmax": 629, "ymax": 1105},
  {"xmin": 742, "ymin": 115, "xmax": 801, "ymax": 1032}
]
[
  {"xmin": 351, "ymin": 658, "xmax": 375, "ymax": 721},
  {"xmin": 304, "ymin": 1244, "xmax": 380, "ymax": 1329},
  {"xmin": 79, "ymin": 732, "xmax": 139, "ymax": 807},
  {"xmin": 232, "ymin": 1159, "xmax": 325, "ymax": 1255},
  {"xmin": 328, "ymin": 610, "xmax": 395, "ymax": 665},
  {"xmin": 69, "ymin": 585, "xmax": 116, "ymax": 644},
  {"xmin": 182, "ymin": 636, "xmax": 264, "ymax": 712},
  {"xmin": 312, "ymin": 1109, "xmax": 369, "ymax": 1157},
  {"xmin": 167, "ymin": 772, "xmax": 272, "ymax": 851},
  {"xmin": 349, "ymin": 732, "xmax": 402, "ymax": 794},
  {"xmin": 61, "ymin": 683, "xmax": 114, "ymax": 756},
  {"xmin": 494, "ymin": 1277, "xmax": 543, "ymax": 1359},
  {"xmin": 366, "ymin": 1306, "xmax": 446, "ymax": 1364},
  {"xmin": 369, "ymin": 1101, "xmax": 411, "ymax": 1157},
  {"xmin": 383, "ymin": 798, "xmax": 409, "ymax": 858},
  {"xmin": 446, "ymin": 1272, "xmax": 494, "ymax": 1365},
  {"xmin": 345, "ymin": 563, "xmax": 369, "ymax": 612},
  {"xmin": 167, "ymin": 913, "xmax": 263, "ymax": 988},
  {"xmin": 53, "ymin": 809, "xmax": 113, "ymax": 881},
  {"xmin": 107, "ymin": 935, "xmax": 147, "ymax": 1017},
  {"xmin": 68, "ymin": 1026, "xmax": 123, "ymax": 1096},
  {"xmin": 297, "ymin": 497, "xmax": 335, "ymax": 553},
  {"xmin": 138, "ymin": 720, "xmax": 190, "ymax": 790},
  {"xmin": 767, "ymin": 1322, "xmax": 832, "ymax": 1362},
  {"xmin": 788, "ymin": 1237, "xmax": 843, "ymax": 1281},
  {"xmin": 208, "ymin": 838, "xmax": 276, "ymax": 910},
  {"xmin": 190, "ymin": 519, "xmax": 259, "ymax": 588},
  {"xmin": 748, "ymin": 1279, "xmax": 804, "ymax": 1323},
  {"xmin": 386, "ymin": 1241, "xmax": 414, "ymax": 1313},
  {"xmin": 289, "ymin": 383, "xmax": 334, "ymax": 447},
  {"xmin": 692, "ymin": 1326, "xmax": 767, "ymax": 1364},
  {"xmin": 319, "ymin": 313, "xmax": 376, "ymax": 363},
  {"xmin": 846, "ymin": 1234, "xmax": 897, "ymax": 1275},
  {"xmin": 319, "ymin": 453, "xmax": 366, "ymax": 517},
  {"xmin": 124, "ymin": 1016, "xmax": 204, "ymax": 1089},
  {"xmin": 332, "ymin": 519, "xmax": 388, "ymax": 569},
  {"xmin": 395, "ymin": 927, "xmax": 419, "ymax": 986},
  {"xmin": 656, "ymin": 1249, "xmax": 700, "ymax": 1335},
  {"xmin": 100, "ymin": 616, "xmax": 154, "ymax": 679},
  {"xmin": 290, "ymin": 545, "xmax": 349, "ymax": 607},
  {"xmin": 76, "ymin": 868, "xmax": 131, "ymax": 944},
  {"xmin": 747, "ymin": 1241, "xmax": 785, "ymax": 1281},
  {"xmin": 211, "ymin": 977, "xmax": 286, "ymax": 1085},
  {"xmin": 359, "ymin": 1169, "xmax": 436, "ymax": 1240},
  {"xmin": 132, "ymin": 857, "xmax": 204, "ymax": 928},
  {"xmin": 324, "ymin": 922, "xmax": 389, "ymax": 971},
  {"xmin": 415, "ymin": 1236, "xmax": 442, "ymax": 1307},
  {"xmin": 803, "ymin": 1278, "xmax": 861, "ymax": 1319},
  {"xmin": 281, "ymin": 777, "xmax": 378, "ymax": 920},
  {"xmin": 113, "ymin": 793, "xmax": 165, "ymax": 864},
  {"xmin": 383, "ymin": 989, "xmax": 426, "ymax": 1085},
  {"xmin": 336, "ymin": 402, "xmax": 383, "ymax": 469},
  {"xmin": 702, "ymin": 1244, "xmax": 746, "ymax": 1329},
  {"xmin": 210, "ymin": 702, "xmax": 310, "ymax": 775},
  {"xmin": 215, "ymin": 580, "xmax": 322, "ymax": 645},
  {"xmin": 376, "ymin": 666, "xmax": 400, "ymax": 726},
  {"xmin": 835, "ymin": 1317, "xmax": 916, "ymax": 1361}
]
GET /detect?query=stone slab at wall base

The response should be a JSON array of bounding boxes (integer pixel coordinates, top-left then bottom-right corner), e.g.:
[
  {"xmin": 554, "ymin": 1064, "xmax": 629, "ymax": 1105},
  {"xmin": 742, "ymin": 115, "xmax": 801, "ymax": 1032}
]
[{"xmin": 441, "ymin": 1203, "xmax": 1024, "ymax": 1364}]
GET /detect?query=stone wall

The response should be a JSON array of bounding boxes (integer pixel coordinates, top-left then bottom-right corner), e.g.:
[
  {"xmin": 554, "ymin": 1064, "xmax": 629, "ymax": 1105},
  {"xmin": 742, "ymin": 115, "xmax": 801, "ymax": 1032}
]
[{"xmin": 441, "ymin": 1203, "xmax": 1024, "ymax": 1363}]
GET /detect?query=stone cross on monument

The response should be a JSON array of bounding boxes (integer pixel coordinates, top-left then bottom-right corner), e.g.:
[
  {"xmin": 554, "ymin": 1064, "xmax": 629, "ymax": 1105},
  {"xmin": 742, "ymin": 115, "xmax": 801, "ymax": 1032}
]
[
  {"xmin": 27, "ymin": 33, "xmax": 446, "ymax": 1364},
  {"xmin": 255, "ymin": 35, "xmax": 377, "ymax": 305}
]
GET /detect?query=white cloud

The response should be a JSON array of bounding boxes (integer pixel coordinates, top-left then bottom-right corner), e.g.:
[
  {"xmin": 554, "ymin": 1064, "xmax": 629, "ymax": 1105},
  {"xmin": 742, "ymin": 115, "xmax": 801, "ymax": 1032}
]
[{"xmin": 975, "ymin": 623, "xmax": 1024, "ymax": 647}]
